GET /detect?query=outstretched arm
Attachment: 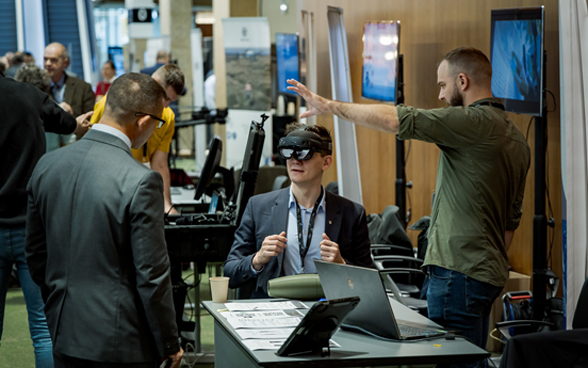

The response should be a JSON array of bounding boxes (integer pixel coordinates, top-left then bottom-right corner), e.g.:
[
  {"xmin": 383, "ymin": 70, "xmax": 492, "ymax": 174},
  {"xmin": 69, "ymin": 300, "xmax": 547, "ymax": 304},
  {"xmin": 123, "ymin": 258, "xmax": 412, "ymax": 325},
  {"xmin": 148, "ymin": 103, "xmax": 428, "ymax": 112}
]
[{"xmin": 286, "ymin": 79, "xmax": 400, "ymax": 134}]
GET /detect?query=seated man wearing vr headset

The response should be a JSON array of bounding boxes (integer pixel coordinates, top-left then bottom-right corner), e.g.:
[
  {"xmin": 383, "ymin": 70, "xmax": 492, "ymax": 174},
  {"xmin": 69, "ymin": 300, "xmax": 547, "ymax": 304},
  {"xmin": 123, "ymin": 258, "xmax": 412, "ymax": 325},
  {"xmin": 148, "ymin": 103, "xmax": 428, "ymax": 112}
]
[{"xmin": 224, "ymin": 124, "xmax": 373, "ymax": 298}]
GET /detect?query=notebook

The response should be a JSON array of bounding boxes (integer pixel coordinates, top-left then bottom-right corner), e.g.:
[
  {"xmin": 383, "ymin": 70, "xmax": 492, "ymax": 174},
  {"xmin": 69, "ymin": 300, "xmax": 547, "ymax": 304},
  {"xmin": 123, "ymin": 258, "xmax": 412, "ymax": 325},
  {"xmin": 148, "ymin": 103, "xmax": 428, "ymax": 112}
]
[{"xmin": 315, "ymin": 260, "xmax": 446, "ymax": 340}]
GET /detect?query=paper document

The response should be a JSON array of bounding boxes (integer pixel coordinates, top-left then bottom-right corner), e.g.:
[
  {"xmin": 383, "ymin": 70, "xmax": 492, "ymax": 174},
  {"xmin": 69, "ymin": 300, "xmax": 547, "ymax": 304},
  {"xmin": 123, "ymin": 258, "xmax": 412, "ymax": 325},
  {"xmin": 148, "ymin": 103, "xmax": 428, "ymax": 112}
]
[
  {"xmin": 227, "ymin": 317, "xmax": 302, "ymax": 329},
  {"xmin": 242, "ymin": 339, "xmax": 341, "ymax": 351},
  {"xmin": 236, "ymin": 328, "xmax": 295, "ymax": 339},
  {"xmin": 225, "ymin": 301, "xmax": 308, "ymax": 311},
  {"xmin": 242, "ymin": 339, "xmax": 286, "ymax": 350},
  {"xmin": 222, "ymin": 310, "xmax": 304, "ymax": 320}
]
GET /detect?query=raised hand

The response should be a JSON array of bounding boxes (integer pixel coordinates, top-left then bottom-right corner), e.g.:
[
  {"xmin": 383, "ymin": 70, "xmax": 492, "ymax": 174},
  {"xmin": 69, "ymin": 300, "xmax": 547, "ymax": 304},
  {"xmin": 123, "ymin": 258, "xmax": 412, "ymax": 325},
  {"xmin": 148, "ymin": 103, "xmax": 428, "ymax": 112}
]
[
  {"xmin": 287, "ymin": 79, "xmax": 332, "ymax": 119},
  {"xmin": 252, "ymin": 231, "xmax": 288, "ymax": 271},
  {"xmin": 319, "ymin": 233, "xmax": 345, "ymax": 264}
]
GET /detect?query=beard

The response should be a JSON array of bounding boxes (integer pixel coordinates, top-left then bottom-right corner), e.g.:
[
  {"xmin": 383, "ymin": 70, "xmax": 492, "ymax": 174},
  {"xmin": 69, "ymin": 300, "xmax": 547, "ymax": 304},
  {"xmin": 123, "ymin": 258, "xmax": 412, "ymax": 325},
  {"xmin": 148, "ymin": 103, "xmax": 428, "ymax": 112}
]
[{"xmin": 447, "ymin": 83, "xmax": 464, "ymax": 107}]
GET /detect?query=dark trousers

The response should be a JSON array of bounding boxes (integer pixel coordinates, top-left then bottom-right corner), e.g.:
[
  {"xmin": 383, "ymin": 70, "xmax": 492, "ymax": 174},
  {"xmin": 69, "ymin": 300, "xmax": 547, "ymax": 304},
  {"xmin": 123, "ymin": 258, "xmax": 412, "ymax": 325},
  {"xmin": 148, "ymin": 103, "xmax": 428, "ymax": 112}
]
[
  {"xmin": 54, "ymin": 352, "xmax": 159, "ymax": 368},
  {"xmin": 500, "ymin": 328, "xmax": 588, "ymax": 368}
]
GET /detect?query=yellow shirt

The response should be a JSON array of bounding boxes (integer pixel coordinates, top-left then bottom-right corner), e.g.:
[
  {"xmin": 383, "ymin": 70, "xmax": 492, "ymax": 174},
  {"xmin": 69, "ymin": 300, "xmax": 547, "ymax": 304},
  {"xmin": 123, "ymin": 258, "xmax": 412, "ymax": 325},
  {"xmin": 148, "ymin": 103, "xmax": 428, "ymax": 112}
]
[{"xmin": 90, "ymin": 95, "xmax": 175, "ymax": 164}]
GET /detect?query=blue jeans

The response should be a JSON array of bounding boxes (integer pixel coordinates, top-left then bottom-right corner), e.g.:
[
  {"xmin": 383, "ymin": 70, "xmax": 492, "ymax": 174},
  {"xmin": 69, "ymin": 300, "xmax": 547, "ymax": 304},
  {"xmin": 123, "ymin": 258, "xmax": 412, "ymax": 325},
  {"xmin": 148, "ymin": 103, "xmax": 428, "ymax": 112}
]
[
  {"xmin": 0, "ymin": 225, "xmax": 53, "ymax": 368},
  {"xmin": 426, "ymin": 266, "xmax": 503, "ymax": 368}
]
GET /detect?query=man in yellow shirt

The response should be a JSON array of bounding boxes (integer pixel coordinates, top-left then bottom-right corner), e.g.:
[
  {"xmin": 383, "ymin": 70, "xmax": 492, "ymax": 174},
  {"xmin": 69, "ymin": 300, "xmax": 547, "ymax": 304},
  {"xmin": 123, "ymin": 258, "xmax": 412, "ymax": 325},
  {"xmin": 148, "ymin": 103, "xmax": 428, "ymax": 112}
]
[{"xmin": 91, "ymin": 64, "xmax": 185, "ymax": 214}]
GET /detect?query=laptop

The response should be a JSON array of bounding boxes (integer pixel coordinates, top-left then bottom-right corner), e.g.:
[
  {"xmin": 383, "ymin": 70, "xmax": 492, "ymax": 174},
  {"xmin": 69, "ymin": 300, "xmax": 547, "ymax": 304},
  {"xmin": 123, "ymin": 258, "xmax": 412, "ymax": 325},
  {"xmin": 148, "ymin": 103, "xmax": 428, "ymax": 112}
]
[{"xmin": 315, "ymin": 260, "xmax": 446, "ymax": 340}]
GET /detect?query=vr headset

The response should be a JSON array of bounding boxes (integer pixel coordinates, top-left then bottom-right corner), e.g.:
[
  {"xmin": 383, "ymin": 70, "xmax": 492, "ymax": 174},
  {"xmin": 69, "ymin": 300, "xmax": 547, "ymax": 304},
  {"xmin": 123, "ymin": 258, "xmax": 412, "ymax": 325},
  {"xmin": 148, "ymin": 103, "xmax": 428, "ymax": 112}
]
[{"xmin": 278, "ymin": 128, "xmax": 332, "ymax": 161}]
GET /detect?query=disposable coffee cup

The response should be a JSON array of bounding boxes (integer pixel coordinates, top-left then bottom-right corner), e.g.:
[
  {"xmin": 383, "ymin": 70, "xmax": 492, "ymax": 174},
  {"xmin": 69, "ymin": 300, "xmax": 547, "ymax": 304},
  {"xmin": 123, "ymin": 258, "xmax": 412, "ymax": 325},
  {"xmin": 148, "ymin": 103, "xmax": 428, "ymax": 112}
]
[{"xmin": 210, "ymin": 276, "xmax": 230, "ymax": 303}]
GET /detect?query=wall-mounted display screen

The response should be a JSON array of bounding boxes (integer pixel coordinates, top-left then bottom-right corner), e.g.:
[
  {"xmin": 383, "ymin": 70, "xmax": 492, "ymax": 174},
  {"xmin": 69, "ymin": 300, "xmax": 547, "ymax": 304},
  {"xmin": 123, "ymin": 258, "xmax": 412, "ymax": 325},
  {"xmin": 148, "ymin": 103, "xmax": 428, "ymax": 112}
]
[
  {"xmin": 276, "ymin": 33, "xmax": 299, "ymax": 95},
  {"xmin": 490, "ymin": 7, "xmax": 544, "ymax": 116},
  {"xmin": 361, "ymin": 21, "xmax": 400, "ymax": 103}
]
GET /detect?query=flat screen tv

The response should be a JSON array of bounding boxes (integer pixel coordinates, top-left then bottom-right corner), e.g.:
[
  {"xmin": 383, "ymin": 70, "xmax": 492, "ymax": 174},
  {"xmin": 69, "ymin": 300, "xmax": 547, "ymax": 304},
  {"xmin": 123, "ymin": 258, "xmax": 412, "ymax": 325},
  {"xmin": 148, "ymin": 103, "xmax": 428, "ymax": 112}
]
[
  {"xmin": 490, "ymin": 6, "xmax": 544, "ymax": 116},
  {"xmin": 276, "ymin": 33, "xmax": 300, "ymax": 95},
  {"xmin": 361, "ymin": 21, "xmax": 400, "ymax": 103}
]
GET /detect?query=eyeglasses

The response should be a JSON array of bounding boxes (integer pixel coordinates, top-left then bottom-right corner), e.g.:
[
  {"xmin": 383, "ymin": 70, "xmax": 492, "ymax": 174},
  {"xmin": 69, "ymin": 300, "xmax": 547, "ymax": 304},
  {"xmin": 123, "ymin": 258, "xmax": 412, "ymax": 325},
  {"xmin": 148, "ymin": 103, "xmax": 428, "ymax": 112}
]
[
  {"xmin": 135, "ymin": 112, "xmax": 165, "ymax": 128},
  {"xmin": 279, "ymin": 147, "xmax": 329, "ymax": 161}
]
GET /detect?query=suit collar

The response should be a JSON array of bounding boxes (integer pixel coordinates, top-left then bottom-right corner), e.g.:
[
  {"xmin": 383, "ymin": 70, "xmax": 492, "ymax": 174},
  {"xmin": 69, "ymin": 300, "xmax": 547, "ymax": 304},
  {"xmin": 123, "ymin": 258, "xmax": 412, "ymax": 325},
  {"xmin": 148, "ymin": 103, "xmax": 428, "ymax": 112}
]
[
  {"xmin": 271, "ymin": 188, "xmax": 290, "ymax": 274},
  {"xmin": 91, "ymin": 124, "xmax": 132, "ymax": 149},
  {"xmin": 82, "ymin": 129, "xmax": 133, "ymax": 156},
  {"xmin": 324, "ymin": 191, "xmax": 342, "ymax": 242}
]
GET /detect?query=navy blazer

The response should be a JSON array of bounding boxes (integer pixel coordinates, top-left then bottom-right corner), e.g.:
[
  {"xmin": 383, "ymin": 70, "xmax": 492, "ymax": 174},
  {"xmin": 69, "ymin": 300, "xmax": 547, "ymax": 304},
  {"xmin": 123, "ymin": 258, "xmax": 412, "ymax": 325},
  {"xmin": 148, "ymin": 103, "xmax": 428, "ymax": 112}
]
[{"xmin": 224, "ymin": 187, "xmax": 373, "ymax": 298}]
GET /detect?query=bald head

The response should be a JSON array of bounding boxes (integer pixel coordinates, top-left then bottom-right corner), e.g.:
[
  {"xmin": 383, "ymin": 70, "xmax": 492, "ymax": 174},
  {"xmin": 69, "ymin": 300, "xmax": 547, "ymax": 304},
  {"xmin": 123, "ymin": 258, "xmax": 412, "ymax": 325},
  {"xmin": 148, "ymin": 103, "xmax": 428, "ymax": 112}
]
[
  {"xmin": 156, "ymin": 50, "xmax": 169, "ymax": 64},
  {"xmin": 44, "ymin": 42, "xmax": 69, "ymax": 82}
]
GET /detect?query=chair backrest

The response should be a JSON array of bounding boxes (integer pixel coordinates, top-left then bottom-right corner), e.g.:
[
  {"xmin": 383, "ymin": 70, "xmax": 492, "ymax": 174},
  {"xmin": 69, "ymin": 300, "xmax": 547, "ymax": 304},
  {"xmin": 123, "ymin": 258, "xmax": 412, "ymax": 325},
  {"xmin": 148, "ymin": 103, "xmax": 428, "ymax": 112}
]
[
  {"xmin": 272, "ymin": 175, "xmax": 290, "ymax": 191},
  {"xmin": 371, "ymin": 244, "xmax": 414, "ymax": 258},
  {"xmin": 572, "ymin": 277, "xmax": 588, "ymax": 329}
]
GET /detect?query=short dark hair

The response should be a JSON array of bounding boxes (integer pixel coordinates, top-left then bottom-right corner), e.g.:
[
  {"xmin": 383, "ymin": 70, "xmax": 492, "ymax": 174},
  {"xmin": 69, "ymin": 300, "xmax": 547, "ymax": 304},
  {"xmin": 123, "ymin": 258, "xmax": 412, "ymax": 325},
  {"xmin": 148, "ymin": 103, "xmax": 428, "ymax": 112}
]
[
  {"xmin": 285, "ymin": 123, "xmax": 333, "ymax": 157},
  {"xmin": 103, "ymin": 60, "xmax": 116, "ymax": 71},
  {"xmin": 440, "ymin": 47, "xmax": 492, "ymax": 85},
  {"xmin": 105, "ymin": 73, "xmax": 166, "ymax": 124},
  {"xmin": 152, "ymin": 64, "xmax": 184, "ymax": 95},
  {"xmin": 15, "ymin": 64, "xmax": 51, "ymax": 94},
  {"xmin": 12, "ymin": 52, "xmax": 25, "ymax": 65}
]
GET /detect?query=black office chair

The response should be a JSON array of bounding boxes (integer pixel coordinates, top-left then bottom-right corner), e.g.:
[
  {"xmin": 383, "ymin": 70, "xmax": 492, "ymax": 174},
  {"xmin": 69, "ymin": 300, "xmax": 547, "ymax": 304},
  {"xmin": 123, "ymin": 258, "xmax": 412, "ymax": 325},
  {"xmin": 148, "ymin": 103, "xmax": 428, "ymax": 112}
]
[
  {"xmin": 373, "ymin": 256, "xmax": 424, "ymax": 298},
  {"xmin": 371, "ymin": 244, "xmax": 415, "ymax": 258},
  {"xmin": 496, "ymin": 276, "xmax": 588, "ymax": 339},
  {"xmin": 371, "ymin": 248, "xmax": 427, "ymax": 316},
  {"xmin": 498, "ymin": 278, "xmax": 588, "ymax": 368}
]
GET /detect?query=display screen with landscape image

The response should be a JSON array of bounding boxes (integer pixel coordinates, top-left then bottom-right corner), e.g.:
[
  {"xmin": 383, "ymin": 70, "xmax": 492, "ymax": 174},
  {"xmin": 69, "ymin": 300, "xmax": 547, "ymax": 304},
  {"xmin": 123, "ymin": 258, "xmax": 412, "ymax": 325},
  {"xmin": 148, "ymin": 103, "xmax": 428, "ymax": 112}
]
[{"xmin": 225, "ymin": 47, "xmax": 272, "ymax": 111}]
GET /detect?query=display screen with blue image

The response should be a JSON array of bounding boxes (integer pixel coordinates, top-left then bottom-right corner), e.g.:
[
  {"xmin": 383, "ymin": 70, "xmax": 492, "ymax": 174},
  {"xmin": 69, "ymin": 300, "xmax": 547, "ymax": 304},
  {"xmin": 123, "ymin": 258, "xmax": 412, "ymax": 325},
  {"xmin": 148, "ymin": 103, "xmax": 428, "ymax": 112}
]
[
  {"xmin": 276, "ymin": 33, "xmax": 299, "ymax": 95},
  {"xmin": 490, "ymin": 7, "xmax": 544, "ymax": 116},
  {"xmin": 362, "ymin": 21, "xmax": 400, "ymax": 103}
]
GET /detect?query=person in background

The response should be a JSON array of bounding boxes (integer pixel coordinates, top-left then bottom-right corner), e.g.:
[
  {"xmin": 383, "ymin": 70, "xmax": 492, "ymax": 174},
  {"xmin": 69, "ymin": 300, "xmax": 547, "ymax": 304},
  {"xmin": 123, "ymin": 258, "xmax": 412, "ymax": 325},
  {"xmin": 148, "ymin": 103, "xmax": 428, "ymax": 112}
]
[
  {"xmin": 89, "ymin": 64, "xmax": 185, "ymax": 215},
  {"xmin": 16, "ymin": 64, "xmax": 74, "ymax": 115},
  {"xmin": 23, "ymin": 51, "xmax": 35, "ymax": 65},
  {"xmin": 5, "ymin": 51, "xmax": 24, "ymax": 79},
  {"xmin": 0, "ymin": 67, "xmax": 90, "ymax": 368},
  {"xmin": 44, "ymin": 42, "xmax": 95, "ymax": 151},
  {"xmin": 140, "ymin": 50, "xmax": 170, "ymax": 76},
  {"xmin": 95, "ymin": 60, "xmax": 117, "ymax": 102}
]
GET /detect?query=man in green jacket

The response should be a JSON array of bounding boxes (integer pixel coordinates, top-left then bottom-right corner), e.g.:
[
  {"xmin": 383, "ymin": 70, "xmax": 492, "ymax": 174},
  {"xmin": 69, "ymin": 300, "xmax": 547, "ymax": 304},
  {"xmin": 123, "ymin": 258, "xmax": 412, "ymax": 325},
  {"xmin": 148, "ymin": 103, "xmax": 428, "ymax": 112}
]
[{"xmin": 288, "ymin": 47, "xmax": 530, "ymax": 368}]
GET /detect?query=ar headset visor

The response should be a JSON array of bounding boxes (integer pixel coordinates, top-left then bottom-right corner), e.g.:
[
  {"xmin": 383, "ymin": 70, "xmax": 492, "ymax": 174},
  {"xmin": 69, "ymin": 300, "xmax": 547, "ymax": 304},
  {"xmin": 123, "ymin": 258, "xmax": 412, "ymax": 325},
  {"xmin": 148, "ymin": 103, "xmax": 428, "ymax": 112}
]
[{"xmin": 278, "ymin": 130, "xmax": 332, "ymax": 161}]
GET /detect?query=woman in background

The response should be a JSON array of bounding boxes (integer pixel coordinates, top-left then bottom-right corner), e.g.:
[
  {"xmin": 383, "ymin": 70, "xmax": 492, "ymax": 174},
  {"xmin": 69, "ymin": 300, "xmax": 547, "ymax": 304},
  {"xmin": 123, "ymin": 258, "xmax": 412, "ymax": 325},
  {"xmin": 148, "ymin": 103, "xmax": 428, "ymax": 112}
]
[{"xmin": 95, "ymin": 60, "xmax": 116, "ymax": 102}]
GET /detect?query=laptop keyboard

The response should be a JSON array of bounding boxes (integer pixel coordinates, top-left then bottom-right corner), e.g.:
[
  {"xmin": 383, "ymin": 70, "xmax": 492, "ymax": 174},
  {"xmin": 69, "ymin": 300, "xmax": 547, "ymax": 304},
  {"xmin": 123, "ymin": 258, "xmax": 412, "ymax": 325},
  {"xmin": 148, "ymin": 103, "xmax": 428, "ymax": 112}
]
[{"xmin": 399, "ymin": 324, "xmax": 444, "ymax": 337}]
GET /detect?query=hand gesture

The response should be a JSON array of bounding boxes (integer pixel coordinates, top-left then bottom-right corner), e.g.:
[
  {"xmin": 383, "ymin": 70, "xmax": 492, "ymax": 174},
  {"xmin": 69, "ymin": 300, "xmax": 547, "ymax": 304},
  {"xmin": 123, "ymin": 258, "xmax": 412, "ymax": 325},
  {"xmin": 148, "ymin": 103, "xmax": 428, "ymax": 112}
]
[
  {"xmin": 320, "ymin": 233, "xmax": 345, "ymax": 264},
  {"xmin": 73, "ymin": 111, "xmax": 94, "ymax": 139},
  {"xmin": 59, "ymin": 101, "xmax": 73, "ymax": 114},
  {"xmin": 286, "ymin": 79, "xmax": 331, "ymax": 119},
  {"xmin": 252, "ymin": 231, "xmax": 287, "ymax": 271}
]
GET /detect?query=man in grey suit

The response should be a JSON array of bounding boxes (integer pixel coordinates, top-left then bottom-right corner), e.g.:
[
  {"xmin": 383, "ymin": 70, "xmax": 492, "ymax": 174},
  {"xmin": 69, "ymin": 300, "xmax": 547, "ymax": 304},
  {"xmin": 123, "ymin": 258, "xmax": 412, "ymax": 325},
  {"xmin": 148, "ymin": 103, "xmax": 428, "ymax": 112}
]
[
  {"xmin": 25, "ymin": 73, "xmax": 183, "ymax": 368},
  {"xmin": 224, "ymin": 125, "xmax": 373, "ymax": 298}
]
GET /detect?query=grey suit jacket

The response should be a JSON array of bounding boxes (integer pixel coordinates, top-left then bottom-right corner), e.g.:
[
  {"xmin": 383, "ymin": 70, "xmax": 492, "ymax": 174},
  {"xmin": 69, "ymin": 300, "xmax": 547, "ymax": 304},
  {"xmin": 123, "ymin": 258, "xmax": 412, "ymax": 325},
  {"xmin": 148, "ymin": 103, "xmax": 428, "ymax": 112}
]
[
  {"xmin": 25, "ymin": 129, "xmax": 179, "ymax": 363},
  {"xmin": 224, "ymin": 188, "xmax": 373, "ymax": 298},
  {"xmin": 63, "ymin": 74, "xmax": 95, "ymax": 116}
]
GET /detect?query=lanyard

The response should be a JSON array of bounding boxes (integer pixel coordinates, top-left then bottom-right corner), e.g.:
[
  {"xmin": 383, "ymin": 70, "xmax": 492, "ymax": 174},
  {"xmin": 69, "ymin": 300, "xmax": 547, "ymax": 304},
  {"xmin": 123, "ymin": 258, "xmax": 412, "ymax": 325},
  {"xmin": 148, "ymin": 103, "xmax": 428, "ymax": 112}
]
[{"xmin": 293, "ymin": 187, "xmax": 324, "ymax": 273}]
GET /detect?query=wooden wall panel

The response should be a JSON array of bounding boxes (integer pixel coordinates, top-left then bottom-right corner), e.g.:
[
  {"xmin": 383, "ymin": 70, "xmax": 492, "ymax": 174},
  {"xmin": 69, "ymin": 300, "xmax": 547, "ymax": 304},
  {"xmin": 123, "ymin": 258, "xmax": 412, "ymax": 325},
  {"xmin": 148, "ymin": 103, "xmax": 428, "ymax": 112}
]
[{"xmin": 300, "ymin": 0, "xmax": 562, "ymax": 284}]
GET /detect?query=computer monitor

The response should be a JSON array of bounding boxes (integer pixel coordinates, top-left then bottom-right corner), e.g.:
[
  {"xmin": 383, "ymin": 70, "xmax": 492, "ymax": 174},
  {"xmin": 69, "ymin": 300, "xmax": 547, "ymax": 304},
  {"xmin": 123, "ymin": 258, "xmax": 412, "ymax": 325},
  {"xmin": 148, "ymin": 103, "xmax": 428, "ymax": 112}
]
[
  {"xmin": 361, "ymin": 21, "xmax": 401, "ymax": 103},
  {"xmin": 194, "ymin": 136, "xmax": 223, "ymax": 201},
  {"xmin": 490, "ymin": 6, "xmax": 544, "ymax": 116},
  {"xmin": 276, "ymin": 33, "xmax": 300, "ymax": 95}
]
